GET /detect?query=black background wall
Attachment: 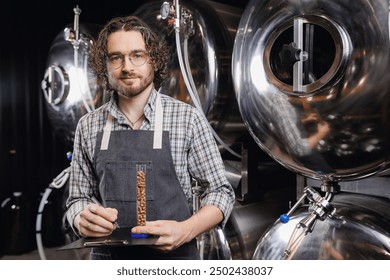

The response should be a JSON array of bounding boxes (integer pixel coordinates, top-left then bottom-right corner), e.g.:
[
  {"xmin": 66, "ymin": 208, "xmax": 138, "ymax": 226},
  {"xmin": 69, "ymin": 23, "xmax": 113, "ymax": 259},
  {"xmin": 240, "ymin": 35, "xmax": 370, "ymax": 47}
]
[{"xmin": 0, "ymin": 0, "xmax": 249, "ymax": 201}]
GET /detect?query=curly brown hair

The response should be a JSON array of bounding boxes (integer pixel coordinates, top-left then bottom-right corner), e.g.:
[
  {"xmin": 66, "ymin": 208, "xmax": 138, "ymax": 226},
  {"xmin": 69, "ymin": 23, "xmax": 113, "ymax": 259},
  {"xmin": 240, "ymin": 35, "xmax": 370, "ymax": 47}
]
[{"xmin": 89, "ymin": 16, "xmax": 169, "ymax": 90}]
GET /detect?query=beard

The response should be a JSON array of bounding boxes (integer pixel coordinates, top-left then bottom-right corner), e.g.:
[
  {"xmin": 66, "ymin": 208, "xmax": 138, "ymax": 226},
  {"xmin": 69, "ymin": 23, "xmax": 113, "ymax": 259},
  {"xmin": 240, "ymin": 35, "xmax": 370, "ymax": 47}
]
[{"xmin": 108, "ymin": 70, "xmax": 154, "ymax": 98}]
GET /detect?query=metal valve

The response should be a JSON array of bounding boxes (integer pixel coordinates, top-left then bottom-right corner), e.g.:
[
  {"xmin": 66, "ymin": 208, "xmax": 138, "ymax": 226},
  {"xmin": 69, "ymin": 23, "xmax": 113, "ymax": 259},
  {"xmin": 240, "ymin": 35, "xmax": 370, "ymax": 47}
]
[
  {"xmin": 280, "ymin": 185, "xmax": 336, "ymax": 224},
  {"xmin": 280, "ymin": 185, "xmax": 337, "ymax": 259}
]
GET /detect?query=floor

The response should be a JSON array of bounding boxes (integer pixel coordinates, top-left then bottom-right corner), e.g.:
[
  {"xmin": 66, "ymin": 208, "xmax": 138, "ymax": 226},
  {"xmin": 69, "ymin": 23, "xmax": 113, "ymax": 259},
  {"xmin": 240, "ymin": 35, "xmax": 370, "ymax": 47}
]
[
  {"xmin": 1, "ymin": 246, "xmax": 90, "ymax": 260},
  {"xmin": 0, "ymin": 234, "xmax": 90, "ymax": 260}
]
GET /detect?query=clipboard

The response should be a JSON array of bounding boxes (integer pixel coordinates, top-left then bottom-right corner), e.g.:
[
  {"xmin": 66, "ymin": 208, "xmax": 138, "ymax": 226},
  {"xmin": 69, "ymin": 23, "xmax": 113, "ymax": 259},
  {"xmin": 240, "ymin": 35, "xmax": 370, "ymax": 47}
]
[{"xmin": 58, "ymin": 227, "xmax": 158, "ymax": 250}]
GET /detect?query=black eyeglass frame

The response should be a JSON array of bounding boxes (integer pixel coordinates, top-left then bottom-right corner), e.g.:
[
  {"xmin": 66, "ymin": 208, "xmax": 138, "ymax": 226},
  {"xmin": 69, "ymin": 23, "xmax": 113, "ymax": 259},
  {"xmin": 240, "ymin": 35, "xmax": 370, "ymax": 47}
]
[{"xmin": 106, "ymin": 50, "xmax": 149, "ymax": 68}]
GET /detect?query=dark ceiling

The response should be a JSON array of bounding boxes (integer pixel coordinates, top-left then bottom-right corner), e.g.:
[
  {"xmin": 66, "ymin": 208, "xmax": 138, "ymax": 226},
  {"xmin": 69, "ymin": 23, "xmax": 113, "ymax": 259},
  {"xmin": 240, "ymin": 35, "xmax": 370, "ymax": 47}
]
[{"xmin": 3, "ymin": 0, "xmax": 249, "ymax": 56}]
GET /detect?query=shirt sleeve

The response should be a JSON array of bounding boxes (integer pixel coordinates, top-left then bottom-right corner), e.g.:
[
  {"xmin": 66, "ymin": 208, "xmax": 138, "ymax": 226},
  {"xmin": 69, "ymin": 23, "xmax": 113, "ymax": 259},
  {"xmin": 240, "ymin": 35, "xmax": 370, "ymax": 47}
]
[
  {"xmin": 187, "ymin": 110, "xmax": 235, "ymax": 228},
  {"xmin": 65, "ymin": 116, "xmax": 97, "ymax": 233}
]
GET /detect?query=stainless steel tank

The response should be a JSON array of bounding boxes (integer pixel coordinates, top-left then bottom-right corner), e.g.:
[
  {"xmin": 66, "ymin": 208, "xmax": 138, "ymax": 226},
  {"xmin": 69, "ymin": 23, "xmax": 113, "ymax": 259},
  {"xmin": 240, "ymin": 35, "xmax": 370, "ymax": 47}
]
[
  {"xmin": 232, "ymin": 0, "xmax": 390, "ymax": 260},
  {"xmin": 232, "ymin": 0, "xmax": 390, "ymax": 182},
  {"xmin": 253, "ymin": 193, "xmax": 390, "ymax": 259},
  {"xmin": 133, "ymin": 0, "xmax": 247, "ymax": 147},
  {"xmin": 41, "ymin": 23, "xmax": 105, "ymax": 148}
]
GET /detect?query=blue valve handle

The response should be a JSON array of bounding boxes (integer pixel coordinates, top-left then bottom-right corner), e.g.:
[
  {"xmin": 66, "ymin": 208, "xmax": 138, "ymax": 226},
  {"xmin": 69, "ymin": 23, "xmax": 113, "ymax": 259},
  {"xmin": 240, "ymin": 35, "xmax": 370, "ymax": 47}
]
[
  {"xmin": 66, "ymin": 151, "xmax": 73, "ymax": 161},
  {"xmin": 279, "ymin": 188, "xmax": 310, "ymax": 224},
  {"xmin": 280, "ymin": 213, "xmax": 290, "ymax": 223}
]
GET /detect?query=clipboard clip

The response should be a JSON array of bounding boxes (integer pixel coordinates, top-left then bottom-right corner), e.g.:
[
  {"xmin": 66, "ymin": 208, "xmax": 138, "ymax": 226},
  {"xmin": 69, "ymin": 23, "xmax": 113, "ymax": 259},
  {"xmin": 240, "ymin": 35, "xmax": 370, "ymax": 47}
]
[{"xmin": 83, "ymin": 239, "xmax": 129, "ymax": 247}]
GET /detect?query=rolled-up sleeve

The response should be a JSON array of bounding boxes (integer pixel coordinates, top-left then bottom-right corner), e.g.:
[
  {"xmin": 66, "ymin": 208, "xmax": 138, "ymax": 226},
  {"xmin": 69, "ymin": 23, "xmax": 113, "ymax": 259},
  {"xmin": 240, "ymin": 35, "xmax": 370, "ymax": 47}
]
[{"xmin": 187, "ymin": 111, "xmax": 235, "ymax": 228}]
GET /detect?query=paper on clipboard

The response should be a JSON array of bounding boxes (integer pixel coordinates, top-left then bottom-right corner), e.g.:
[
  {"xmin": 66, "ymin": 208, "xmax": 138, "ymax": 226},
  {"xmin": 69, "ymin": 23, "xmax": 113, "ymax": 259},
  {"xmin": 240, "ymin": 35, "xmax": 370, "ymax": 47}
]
[{"xmin": 58, "ymin": 228, "xmax": 158, "ymax": 250}]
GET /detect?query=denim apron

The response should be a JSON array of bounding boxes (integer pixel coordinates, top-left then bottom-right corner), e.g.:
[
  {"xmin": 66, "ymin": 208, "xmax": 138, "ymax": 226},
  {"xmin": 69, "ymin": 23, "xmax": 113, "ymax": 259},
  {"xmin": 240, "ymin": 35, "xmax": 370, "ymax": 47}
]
[{"xmin": 91, "ymin": 94, "xmax": 199, "ymax": 260}]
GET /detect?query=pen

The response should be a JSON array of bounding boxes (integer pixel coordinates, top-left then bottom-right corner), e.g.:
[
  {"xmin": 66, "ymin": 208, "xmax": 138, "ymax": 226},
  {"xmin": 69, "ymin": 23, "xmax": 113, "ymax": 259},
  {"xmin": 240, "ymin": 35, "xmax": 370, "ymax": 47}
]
[{"xmin": 90, "ymin": 196, "xmax": 120, "ymax": 228}]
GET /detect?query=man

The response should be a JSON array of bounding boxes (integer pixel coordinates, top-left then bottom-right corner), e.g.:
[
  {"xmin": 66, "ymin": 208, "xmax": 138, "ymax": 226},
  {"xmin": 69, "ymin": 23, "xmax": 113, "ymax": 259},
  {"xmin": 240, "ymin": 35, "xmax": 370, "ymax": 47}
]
[{"xmin": 66, "ymin": 15, "xmax": 235, "ymax": 260}]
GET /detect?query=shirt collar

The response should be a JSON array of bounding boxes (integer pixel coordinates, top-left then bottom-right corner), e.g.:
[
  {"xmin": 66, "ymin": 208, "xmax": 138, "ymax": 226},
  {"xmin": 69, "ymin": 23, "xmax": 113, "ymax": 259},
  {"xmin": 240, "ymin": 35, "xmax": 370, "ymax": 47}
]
[
  {"xmin": 107, "ymin": 88, "xmax": 159, "ymax": 125},
  {"xmin": 107, "ymin": 93, "xmax": 126, "ymax": 124}
]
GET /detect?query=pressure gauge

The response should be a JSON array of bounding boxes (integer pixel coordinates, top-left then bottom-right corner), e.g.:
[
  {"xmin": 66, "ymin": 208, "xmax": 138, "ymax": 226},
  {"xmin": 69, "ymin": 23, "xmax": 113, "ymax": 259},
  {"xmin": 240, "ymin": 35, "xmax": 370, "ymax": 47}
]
[{"xmin": 160, "ymin": 2, "xmax": 171, "ymax": 19}]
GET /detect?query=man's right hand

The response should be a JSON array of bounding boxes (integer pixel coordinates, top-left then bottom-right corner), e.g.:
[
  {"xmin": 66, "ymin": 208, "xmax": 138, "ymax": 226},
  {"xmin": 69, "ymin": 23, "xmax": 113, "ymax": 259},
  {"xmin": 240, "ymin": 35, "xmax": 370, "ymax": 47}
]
[{"xmin": 75, "ymin": 204, "xmax": 118, "ymax": 237}]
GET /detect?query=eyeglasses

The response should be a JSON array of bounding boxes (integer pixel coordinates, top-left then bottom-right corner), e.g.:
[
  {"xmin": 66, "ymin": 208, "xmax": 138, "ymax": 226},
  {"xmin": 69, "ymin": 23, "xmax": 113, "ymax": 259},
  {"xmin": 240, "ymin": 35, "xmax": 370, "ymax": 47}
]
[{"xmin": 107, "ymin": 51, "xmax": 149, "ymax": 68}]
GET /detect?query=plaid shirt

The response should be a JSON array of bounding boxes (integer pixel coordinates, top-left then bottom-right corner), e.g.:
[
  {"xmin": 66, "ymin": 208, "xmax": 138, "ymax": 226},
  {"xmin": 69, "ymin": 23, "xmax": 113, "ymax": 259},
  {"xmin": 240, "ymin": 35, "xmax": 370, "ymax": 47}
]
[{"xmin": 66, "ymin": 88, "xmax": 235, "ymax": 228}]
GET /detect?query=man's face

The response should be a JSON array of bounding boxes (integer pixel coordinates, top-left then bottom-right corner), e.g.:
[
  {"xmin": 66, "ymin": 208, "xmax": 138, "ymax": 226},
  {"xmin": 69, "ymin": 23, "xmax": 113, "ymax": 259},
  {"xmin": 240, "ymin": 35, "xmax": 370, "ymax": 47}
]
[{"xmin": 106, "ymin": 30, "xmax": 154, "ymax": 99}]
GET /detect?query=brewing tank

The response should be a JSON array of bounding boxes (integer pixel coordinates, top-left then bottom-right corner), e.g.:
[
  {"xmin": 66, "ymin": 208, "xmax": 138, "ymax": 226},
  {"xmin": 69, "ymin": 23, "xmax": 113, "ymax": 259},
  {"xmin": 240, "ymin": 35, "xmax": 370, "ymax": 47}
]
[
  {"xmin": 41, "ymin": 23, "xmax": 105, "ymax": 148},
  {"xmin": 134, "ymin": 0, "xmax": 248, "ymax": 147},
  {"xmin": 253, "ymin": 193, "xmax": 390, "ymax": 259},
  {"xmin": 232, "ymin": 0, "xmax": 390, "ymax": 181}
]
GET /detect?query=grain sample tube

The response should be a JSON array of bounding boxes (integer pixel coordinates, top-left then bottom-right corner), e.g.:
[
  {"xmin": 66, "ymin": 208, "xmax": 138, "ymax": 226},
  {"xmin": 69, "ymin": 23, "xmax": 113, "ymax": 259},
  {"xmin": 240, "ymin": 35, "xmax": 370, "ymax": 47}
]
[{"xmin": 136, "ymin": 164, "xmax": 147, "ymax": 227}]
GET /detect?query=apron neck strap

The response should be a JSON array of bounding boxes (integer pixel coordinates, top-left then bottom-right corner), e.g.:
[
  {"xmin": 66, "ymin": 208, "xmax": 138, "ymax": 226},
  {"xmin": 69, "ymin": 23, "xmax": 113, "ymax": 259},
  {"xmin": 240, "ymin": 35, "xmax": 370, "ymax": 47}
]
[
  {"xmin": 153, "ymin": 93, "xmax": 163, "ymax": 149},
  {"xmin": 101, "ymin": 114, "xmax": 113, "ymax": 150}
]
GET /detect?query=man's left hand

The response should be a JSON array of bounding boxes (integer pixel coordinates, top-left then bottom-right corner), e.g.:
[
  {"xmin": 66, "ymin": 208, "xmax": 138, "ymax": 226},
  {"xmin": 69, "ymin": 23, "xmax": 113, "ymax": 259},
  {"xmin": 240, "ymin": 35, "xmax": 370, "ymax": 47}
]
[{"xmin": 131, "ymin": 220, "xmax": 194, "ymax": 252}]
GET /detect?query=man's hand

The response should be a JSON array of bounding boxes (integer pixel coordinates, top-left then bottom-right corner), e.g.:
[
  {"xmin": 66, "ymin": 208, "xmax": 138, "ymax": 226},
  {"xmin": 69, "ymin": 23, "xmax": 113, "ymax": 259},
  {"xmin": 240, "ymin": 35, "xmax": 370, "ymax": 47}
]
[
  {"xmin": 76, "ymin": 204, "xmax": 118, "ymax": 237},
  {"xmin": 131, "ymin": 220, "xmax": 194, "ymax": 252},
  {"xmin": 131, "ymin": 205, "xmax": 224, "ymax": 252}
]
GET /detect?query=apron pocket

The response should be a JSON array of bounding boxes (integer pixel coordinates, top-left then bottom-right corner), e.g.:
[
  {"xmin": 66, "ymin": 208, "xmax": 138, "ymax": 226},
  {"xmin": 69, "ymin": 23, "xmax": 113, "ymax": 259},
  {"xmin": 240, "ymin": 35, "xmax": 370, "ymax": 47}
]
[{"xmin": 103, "ymin": 161, "xmax": 154, "ymax": 202}]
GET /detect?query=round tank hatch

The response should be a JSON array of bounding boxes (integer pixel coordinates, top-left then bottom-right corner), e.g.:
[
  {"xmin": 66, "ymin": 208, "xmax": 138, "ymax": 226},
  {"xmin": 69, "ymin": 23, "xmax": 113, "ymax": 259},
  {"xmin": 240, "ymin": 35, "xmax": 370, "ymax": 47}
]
[
  {"xmin": 264, "ymin": 15, "xmax": 350, "ymax": 95},
  {"xmin": 42, "ymin": 65, "xmax": 70, "ymax": 105}
]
